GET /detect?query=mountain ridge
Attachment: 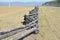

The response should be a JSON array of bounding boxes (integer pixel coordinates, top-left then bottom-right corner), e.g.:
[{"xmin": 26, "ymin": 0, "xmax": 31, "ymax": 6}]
[{"xmin": 0, "ymin": 2, "xmax": 42, "ymax": 6}]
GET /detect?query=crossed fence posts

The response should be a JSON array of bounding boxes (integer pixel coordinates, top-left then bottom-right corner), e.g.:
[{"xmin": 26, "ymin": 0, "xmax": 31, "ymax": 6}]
[{"xmin": 0, "ymin": 6, "xmax": 39, "ymax": 40}]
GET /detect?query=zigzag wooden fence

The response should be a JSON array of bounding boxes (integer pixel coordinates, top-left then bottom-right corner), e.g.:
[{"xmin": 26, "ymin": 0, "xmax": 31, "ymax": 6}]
[{"xmin": 0, "ymin": 6, "xmax": 39, "ymax": 40}]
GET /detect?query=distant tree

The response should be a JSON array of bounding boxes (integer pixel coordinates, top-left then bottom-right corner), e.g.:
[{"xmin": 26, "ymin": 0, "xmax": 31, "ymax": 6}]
[{"xmin": 55, "ymin": 0, "xmax": 60, "ymax": 2}]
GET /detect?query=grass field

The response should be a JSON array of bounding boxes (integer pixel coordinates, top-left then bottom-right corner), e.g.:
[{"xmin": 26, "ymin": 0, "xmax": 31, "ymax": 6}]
[
  {"xmin": 38, "ymin": 6, "xmax": 60, "ymax": 40},
  {"xmin": 0, "ymin": 6, "xmax": 60, "ymax": 40},
  {"xmin": 0, "ymin": 6, "xmax": 34, "ymax": 30}
]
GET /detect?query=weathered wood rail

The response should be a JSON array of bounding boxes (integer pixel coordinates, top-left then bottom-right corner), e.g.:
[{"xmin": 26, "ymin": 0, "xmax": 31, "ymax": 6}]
[
  {"xmin": 12, "ymin": 27, "xmax": 37, "ymax": 40},
  {"xmin": 0, "ymin": 6, "xmax": 39, "ymax": 40}
]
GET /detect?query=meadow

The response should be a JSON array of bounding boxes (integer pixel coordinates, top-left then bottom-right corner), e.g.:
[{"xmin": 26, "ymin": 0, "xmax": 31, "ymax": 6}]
[
  {"xmin": 0, "ymin": 6, "xmax": 34, "ymax": 30},
  {"xmin": 0, "ymin": 6, "xmax": 60, "ymax": 40},
  {"xmin": 38, "ymin": 6, "xmax": 60, "ymax": 40}
]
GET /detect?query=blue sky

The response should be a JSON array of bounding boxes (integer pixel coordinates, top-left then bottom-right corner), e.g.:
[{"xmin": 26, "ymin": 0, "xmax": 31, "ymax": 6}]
[{"xmin": 0, "ymin": 0, "xmax": 53, "ymax": 2}]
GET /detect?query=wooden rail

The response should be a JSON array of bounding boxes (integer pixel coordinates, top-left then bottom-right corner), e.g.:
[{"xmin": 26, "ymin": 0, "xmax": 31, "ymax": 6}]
[
  {"xmin": 0, "ymin": 6, "xmax": 39, "ymax": 40},
  {"xmin": 0, "ymin": 20, "xmax": 37, "ymax": 39},
  {"xmin": 12, "ymin": 27, "xmax": 37, "ymax": 40}
]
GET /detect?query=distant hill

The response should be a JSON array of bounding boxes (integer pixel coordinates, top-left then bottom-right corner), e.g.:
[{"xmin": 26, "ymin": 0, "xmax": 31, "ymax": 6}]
[
  {"xmin": 0, "ymin": 2, "xmax": 42, "ymax": 6},
  {"xmin": 43, "ymin": 1, "xmax": 60, "ymax": 7}
]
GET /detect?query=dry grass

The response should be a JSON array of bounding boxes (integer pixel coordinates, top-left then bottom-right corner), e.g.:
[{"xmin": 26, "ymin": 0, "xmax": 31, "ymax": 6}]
[
  {"xmin": 0, "ymin": 6, "xmax": 34, "ymax": 30},
  {"xmin": 38, "ymin": 6, "xmax": 60, "ymax": 40},
  {"xmin": 0, "ymin": 6, "xmax": 36, "ymax": 40},
  {"xmin": 1, "ymin": 6, "xmax": 60, "ymax": 40}
]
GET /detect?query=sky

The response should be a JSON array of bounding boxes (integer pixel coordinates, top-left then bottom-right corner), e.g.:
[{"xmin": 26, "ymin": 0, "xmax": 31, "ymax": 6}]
[{"xmin": 0, "ymin": 0, "xmax": 53, "ymax": 2}]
